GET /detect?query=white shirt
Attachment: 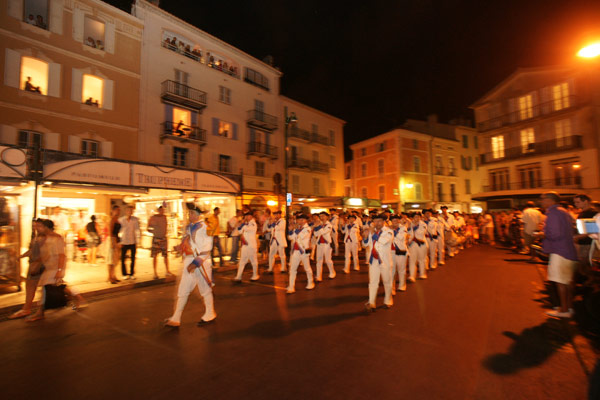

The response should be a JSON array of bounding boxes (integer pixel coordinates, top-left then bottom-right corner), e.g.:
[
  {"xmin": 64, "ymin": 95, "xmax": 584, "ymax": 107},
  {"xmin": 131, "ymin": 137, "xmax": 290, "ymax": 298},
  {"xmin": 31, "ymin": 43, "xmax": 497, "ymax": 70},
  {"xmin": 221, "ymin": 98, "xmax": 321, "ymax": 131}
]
[
  {"xmin": 522, "ymin": 208, "xmax": 542, "ymax": 235},
  {"xmin": 314, "ymin": 221, "xmax": 333, "ymax": 244},
  {"xmin": 288, "ymin": 223, "xmax": 311, "ymax": 254},
  {"xmin": 118, "ymin": 215, "xmax": 140, "ymax": 245},
  {"xmin": 238, "ymin": 219, "xmax": 258, "ymax": 248},
  {"xmin": 228, "ymin": 216, "xmax": 240, "ymax": 237},
  {"xmin": 269, "ymin": 218, "xmax": 287, "ymax": 247}
]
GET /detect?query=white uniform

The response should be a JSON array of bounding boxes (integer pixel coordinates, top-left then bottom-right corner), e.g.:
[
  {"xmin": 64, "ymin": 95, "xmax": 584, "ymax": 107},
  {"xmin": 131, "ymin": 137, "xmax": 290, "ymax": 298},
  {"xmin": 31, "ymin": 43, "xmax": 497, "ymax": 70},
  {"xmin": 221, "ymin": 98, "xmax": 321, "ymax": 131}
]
[
  {"xmin": 287, "ymin": 223, "xmax": 315, "ymax": 292},
  {"xmin": 364, "ymin": 226, "xmax": 394, "ymax": 307},
  {"xmin": 313, "ymin": 221, "xmax": 335, "ymax": 280},
  {"xmin": 391, "ymin": 224, "xmax": 409, "ymax": 292},
  {"xmin": 436, "ymin": 216, "xmax": 446, "ymax": 265},
  {"xmin": 169, "ymin": 220, "xmax": 216, "ymax": 324},
  {"xmin": 330, "ymin": 214, "xmax": 340, "ymax": 256},
  {"xmin": 341, "ymin": 221, "xmax": 360, "ymax": 272},
  {"xmin": 363, "ymin": 220, "xmax": 372, "ymax": 265},
  {"xmin": 424, "ymin": 217, "xmax": 439, "ymax": 270},
  {"xmin": 408, "ymin": 221, "xmax": 428, "ymax": 280},
  {"xmin": 235, "ymin": 219, "xmax": 259, "ymax": 280},
  {"xmin": 267, "ymin": 218, "xmax": 287, "ymax": 272},
  {"xmin": 442, "ymin": 214, "xmax": 457, "ymax": 257}
]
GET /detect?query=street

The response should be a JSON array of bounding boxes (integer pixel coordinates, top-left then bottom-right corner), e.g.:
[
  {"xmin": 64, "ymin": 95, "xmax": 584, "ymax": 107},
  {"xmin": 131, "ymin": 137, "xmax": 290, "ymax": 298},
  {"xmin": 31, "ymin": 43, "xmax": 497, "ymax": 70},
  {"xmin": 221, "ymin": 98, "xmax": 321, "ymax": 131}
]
[{"xmin": 1, "ymin": 245, "xmax": 591, "ymax": 400}]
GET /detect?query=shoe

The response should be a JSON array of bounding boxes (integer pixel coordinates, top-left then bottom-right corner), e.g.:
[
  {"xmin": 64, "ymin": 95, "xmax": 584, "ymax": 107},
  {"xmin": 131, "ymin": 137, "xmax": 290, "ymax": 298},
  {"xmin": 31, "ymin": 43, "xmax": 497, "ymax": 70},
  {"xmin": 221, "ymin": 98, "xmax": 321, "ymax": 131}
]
[
  {"xmin": 286, "ymin": 287, "xmax": 296, "ymax": 294},
  {"xmin": 280, "ymin": 269, "xmax": 287, "ymax": 274},
  {"xmin": 418, "ymin": 275, "xmax": 427, "ymax": 280},
  {"xmin": 364, "ymin": 302, "xmax": 376, "ymax": 313},
  {"xmin": 353, "ymin": 267, "xmax": 360, "ymax": 271},
  {"xmin": 439, "ymin": 262, "xmax": 445, "ymax": 266},
  {"xmin": 266, "ymin": 270, "xmax": 274, "ymax": 275},
  {"xmin": 164, "ymin": 319, "xmax": 180, "ymax": 328},
  {"xmin": 343, "ymin": 269, "xmax": 350, "ymax": 274},
  {"xmin": 553, "ymin": 307, "xmax": 574, "ymax": 313},
  {"xmin": 123, "ymin": 276, "xmax": 131, "ymax": 280},
  {"xmin": 328, "ymin": 273, "xmax": 336, "ymax": 279},
  {"xmin": 546, "ymin": 309, "xmax": 573, "ymax": 319},
  {"xmin": 391, "ymin": 289, "xmax": 397, "ymax": 296},
  {"xmin": 8, "ymin": 309, "xmax": 31, "ymax": 319},
  {"xmin": 399, "ymin": 286, "xmax": 407, "ymax": 292},
  {"xmin": 306, "ymin": 282, "xmax": 315, "ymax": 290},
  {"xmin": 408, "ymin": 277, "xmax": 416, "ymax": 283},
  {"xmin": 130, "ymin": 275, "xmax": 136, "ymax": 280},
  {"xmin": 383, "ymin": 303, "xmax": 393, "ymax": 309},
  {"xmin": 26, "ymin": 314, "xmax": 44, "ymax": 322},
  {"xmin": 430, "ymin": 265, "xmax": 437, "ymax": 270},
  {"xmin": 197, "ymin": 318, "xmax": 216, "ymax": 326},
  {"xmin": 233, "ymin": 279, "xmax": 242, "ymax": 284},
  {"xmin": 250, "ymin": 276, "xmax": 260, "ymax": 281},
  {"xmin": 315, "ymin": 277, "xmax": 323, "ymax": 283}
]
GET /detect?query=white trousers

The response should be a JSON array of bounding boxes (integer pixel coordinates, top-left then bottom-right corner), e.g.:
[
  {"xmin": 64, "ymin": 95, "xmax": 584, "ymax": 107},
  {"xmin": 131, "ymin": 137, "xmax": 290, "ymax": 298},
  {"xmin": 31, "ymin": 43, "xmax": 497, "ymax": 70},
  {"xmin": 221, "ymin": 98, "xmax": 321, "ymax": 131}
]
[
  {"xmin": 288, "ymin": 251, "xmax": 314, "ymax": 289},
  {"xmin": 428, "ymin": 238, "xmax": 438, "ymax": 269},
  {"xmin": 409, "ymin": 242, "xmax": 428, "ymax": 279},
  {"xmin": 268, "ymin": 241, "xmax": 287, "ymax": 272},
  {"xmin": 170, "ymin": 257, "xmax": 215, "ymax": 323},
  {"xmin": 437, "ymin": 234, "xmax": 445, "ymax": 263},
  {"xmin": 365, "ymin": 243, "xmax": 372, "ymax": 264},
  {"xmin": 392, "ymin": 253, "xmax": 408, "ymax": 291},
  {"xmin": 344, "ymin": 241, "xmax": 359, "ymax": 272},
  {"xmin": 316, "ymin": 243, "xmax": 335, "ymax": 279},
  {"xmin": 332, "ymin": 230, "xmax": 339, "ymax": 255},
  {"xmin": 236, "ymin": 245, "xmax": 259, "ymax": 279},
  {"xmin": 368, "ymin": 260, "xmax": 393, "ymax": 307}
]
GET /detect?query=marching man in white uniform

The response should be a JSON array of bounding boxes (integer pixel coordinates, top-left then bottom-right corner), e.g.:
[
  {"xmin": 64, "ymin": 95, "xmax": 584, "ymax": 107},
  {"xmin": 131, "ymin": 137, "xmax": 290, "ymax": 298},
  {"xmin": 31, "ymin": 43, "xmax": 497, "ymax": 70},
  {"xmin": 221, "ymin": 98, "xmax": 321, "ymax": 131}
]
[
  {"xmin": 390, "ymin": 214, "xmax": 409, "ymax": 294},
  {"xmin": 234, "ymin": 212, "xmax": 260, "ymax": 282},
  {"xmin": 165, "ymin": 203, "xmax": 216, "ymax": 328},
  {"xmin": 341, "ymin": 214, "xmax": 360, "ymax": 273},
  {"xmin": 313, "ymin": 211, "xmax": 336, "ymax": 281},
  {"xmin": 363, "ymin": 214, "xmax": 394, "ymax": 312},
  {"xmin": 440, "ymin": 206, "xmax": 457, "ymax": 258},
  {"xmin": 286, "ymin": 214, "xmax": 315, "ymax": 294},
  {"xmin": 330, "ymin": 208, "xmax": 340, "ymax": 257},
  {"xmin": 423, "ymin": 210, "xmax": 439, "ymax": 270},
  {"xmin": 408, "ymin": 212, "xmax": 429, "ymax": 281},
  {"xmin": 436, "ymin": 211, "xmax": 446, "ymax": 266},
  {"xmin": 267, "ymin": 210, "xmax": 287, "ymax": 274}
]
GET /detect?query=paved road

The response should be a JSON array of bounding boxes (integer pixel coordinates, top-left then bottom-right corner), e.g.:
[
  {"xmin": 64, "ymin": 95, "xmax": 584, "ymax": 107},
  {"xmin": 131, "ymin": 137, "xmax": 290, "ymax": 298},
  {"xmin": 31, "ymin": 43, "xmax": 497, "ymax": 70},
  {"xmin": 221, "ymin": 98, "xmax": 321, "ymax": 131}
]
[{"xmin": 1, "ymin": 245, "xmax": 590, "ymax": 400}]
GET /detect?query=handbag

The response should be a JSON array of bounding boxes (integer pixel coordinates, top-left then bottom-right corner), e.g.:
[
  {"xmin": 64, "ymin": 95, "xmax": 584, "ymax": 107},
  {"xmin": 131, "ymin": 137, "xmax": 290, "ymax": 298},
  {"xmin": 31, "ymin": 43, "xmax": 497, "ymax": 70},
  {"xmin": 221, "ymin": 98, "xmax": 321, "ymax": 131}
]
[{"xmin": 43, "ymin": 284, "xmax": 68, "ymax": 309}]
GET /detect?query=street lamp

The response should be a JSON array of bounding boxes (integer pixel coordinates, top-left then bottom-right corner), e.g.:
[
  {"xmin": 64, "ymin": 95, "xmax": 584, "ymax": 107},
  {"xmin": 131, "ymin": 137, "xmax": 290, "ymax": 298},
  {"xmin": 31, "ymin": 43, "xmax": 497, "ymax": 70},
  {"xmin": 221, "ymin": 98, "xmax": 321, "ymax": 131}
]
[
  {"xmin": 577, "ymin": 42, "xmax": 600, "ymax": 58},
  {"xmin": 284, "ymin": 107, "xmax": 297, "ymax": 228}
]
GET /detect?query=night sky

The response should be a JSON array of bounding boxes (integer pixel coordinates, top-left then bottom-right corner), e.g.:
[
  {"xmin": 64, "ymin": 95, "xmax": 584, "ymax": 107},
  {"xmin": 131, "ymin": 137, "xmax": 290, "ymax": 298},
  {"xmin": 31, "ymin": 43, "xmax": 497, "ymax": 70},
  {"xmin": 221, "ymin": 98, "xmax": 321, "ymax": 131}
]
[{"xmin": 107, "ymin": 0, "xmax": 600, "ymax": 160}]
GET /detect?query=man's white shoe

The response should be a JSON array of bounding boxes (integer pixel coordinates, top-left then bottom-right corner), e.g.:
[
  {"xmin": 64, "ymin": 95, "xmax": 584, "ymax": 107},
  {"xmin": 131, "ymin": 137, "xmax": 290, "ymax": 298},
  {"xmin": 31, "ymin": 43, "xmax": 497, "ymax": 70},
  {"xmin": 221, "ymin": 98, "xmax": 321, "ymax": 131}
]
[
  {"xmin": 286, "ymin": 287, "xmax": 295, "ymax": 294},
  {"xmin": 306, "ymin": 282, "xmax": 315, "ymax": 290},
  {"xmin": 328, "ymin": 273, "xmax": 336, "ymax": 279},
  {"xmin": 546, "ymin": 309, "xmax": 573, "ymax": 319}
]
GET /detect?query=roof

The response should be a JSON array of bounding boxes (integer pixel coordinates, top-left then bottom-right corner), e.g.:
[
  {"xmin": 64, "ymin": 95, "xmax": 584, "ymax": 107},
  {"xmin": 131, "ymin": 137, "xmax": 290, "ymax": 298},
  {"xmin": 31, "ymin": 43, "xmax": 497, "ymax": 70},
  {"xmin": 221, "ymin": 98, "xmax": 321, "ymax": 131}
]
[{"xmin": 402, "ymin": 119, "xmax": 458, "ymax": 141}]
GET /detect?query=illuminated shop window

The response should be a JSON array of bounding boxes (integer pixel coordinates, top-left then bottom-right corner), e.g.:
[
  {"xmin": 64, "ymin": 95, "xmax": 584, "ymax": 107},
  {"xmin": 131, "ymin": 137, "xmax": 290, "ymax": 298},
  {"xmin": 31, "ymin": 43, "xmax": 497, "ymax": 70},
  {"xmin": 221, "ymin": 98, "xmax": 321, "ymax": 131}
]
[
  {"xmin": 82, "ymin": 74, "xmax": 103, "ymax": 107},
  {"xmin": 20, "ymin": 56, "xmax": 48, "ymax": 95},
  {"xmin": 84, "ymin": 17, "xmax": 105, "ymax": 49},
  {"xmin": 24, "ymin": 0, "xmax": 48, "ymax": 30}
]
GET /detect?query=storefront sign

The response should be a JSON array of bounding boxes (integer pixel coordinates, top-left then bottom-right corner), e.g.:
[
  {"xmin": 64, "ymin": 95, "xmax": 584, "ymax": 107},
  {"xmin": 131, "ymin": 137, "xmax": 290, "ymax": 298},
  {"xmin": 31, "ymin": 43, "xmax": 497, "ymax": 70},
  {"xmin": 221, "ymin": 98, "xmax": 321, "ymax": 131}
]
[
  {"xmin": 132, "ymin": 165, "xmax": 194, "ymax": 190},
  {"xmin": 44, "ymin": 159, "xmax": 130, "ymax": 185},
  {"xmin": 195, "ymin": 172, "xmax": 240, "ymax": 193},
  {"xmin": 0, "ymin": 146, "xmax": 26, "ymax": 178}
]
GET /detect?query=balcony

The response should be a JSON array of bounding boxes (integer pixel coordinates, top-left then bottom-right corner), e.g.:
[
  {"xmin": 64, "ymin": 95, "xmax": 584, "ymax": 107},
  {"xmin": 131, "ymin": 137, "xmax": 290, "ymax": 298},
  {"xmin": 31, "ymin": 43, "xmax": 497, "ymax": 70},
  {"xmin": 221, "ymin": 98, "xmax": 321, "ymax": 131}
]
[
  {"xmin": 288, "ymin": 126, "xmax": 330, "ymax": 146},
  {"xmin": 161, "ymin": 80, "xmax": 207, "ymax": 111},
  {"xmin": 477, "ymin": 95, "xmax": 578, "ymax": 132},
  {"xmin": 480, "ymin": 135, "xmax": 582, "ymax": 165},
  {"xmin": 482, "ymin": 177, "xmax": 582, "ymax": 192},
  {"xmin": 161, "ymin": 41, "xmax": 240, "ymax": 78},
  {"xmin": 160, "ymin": 121, "xmax": 206, "ymax": 145},
  {"xmin": 247, "ymin": 141, "xmax": 278, "ymax": 159},
  {"xmin": 434, "ymin": 167, "xmax": 457, "ymax": 176},
  {"xmin": 288, "ymin": 158, "xmax": 330, "ymax": 173},
  {"xmin": 247, "ymin": 110, "xmax": 278, "ymax": 131}
]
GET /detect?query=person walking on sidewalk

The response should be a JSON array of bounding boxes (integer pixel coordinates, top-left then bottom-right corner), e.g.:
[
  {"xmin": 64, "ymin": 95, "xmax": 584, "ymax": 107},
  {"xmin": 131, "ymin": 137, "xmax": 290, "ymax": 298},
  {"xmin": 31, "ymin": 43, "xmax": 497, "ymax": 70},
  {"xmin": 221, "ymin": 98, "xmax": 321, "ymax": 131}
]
[
  {"xmin": 164, "ymin": 204, "xmax": 216, "ymax": 328},
  {"xmin": 148, "ymin": 206, "xmax": 173, "ymax": 279},
  {"xmin": 234, "ymin": 212, "xmax": 260, "ymax": 282},
  {"xmin": 119, "ymin": 206, "xmax": 140, "ymax": 280},
  {"xmin": 207, "ymin": 207, "xmax": 224, "ymax": 268},
  {"xmin": 107, "ymin": 205, "xmax": 121, "ymax": 284},
  {"xmin": 540, "ymin": 191, "xmax": 578, "ymax": 319}
]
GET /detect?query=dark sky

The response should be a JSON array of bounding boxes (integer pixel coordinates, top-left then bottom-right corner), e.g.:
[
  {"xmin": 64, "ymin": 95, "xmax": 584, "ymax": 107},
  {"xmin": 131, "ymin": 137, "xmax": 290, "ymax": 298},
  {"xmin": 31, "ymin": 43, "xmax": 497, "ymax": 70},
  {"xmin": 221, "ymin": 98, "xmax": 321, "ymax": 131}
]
[{"xmin": 107, "ymin": 0, "xmax": 600, "ymax": 159}]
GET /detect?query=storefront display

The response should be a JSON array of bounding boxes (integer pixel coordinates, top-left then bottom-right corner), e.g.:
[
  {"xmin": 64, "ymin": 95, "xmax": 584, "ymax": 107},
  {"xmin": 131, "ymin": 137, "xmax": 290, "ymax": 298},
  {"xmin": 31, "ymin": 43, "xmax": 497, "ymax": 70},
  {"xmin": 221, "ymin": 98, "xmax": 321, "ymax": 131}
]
[{"xmin": 0, "ymin": 195, "xmax": 21, "ymax": 291}]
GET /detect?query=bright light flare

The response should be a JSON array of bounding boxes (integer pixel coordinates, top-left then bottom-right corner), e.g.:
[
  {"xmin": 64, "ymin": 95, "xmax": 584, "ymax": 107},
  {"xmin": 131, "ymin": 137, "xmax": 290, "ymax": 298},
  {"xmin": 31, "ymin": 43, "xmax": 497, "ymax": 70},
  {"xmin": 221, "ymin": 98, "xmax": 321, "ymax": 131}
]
[{"xmin": 577, "ymin": 43, "xmax": 600, "ymax": 58}]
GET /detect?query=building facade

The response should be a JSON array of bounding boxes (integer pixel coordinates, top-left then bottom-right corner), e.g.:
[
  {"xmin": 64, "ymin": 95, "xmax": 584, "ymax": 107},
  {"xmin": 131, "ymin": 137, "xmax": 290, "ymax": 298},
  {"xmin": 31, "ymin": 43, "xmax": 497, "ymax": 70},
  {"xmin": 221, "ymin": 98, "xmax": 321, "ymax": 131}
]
[{"xmin": 470, "ymin": 65, "xmax": 600, "ymax": 209}]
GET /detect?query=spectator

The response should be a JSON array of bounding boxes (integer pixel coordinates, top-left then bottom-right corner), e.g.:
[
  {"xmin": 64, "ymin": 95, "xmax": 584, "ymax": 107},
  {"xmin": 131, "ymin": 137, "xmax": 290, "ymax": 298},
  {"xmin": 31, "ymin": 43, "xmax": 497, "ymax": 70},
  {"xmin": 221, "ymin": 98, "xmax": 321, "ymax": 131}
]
[
  {"xmin": 573, "ymin": 194, "xmax": 596, "ymax": 281},
  {"xmin": 207, "ymin": 207, "xmax": 224, "ymax": 267},
  {"xmin": 119, "ymin": 205, "xmax": 140, "ymax": 280},
  {"xmin": 86, "ymin": 36, "xmax": 96, "ymax": 47},
  {"xmin": 541, "ymin": 192, "xmax": 578, "ymax": 319},
  {"xmin": 148, "ymin": 206, "xmax": 173, "ymax": 279},
  {"xmin": 24, "ymin": 76, "xmax": 41, "ymax": 94},
  {"xmin": 227, "ymin": 209, "xmax": 242, "ymax": 264},
  {"xmin": 36, "ymin": 15, "xmax": 46, "ymax": 29},
  {"xmin": 521, "ymin": 201, "xmax": 543, "ymax": 260},
  {"xmin": 483, "ymin": 212, "xmax": 495, "ymax": 245},
  {"xmin": 107, "ymin": 205, "xmax": 121, "ymax": 284},
  {"xmin": 26, "ymin": 14, "xmax": 36, "ymax": 25},
  {"xmin": 96, "ymin": 40, "xmax": 104, "ymax": 50},
  {"xmin": 86, "ymin": 215, "xmax": 100, "ymax": 265}
]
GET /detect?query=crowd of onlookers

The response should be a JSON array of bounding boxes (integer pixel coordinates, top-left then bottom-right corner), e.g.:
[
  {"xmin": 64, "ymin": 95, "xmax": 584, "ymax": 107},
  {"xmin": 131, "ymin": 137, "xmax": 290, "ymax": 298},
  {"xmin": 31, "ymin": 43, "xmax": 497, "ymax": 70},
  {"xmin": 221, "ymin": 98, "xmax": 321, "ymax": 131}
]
[
  {"xmin": 25, "ymin": 14, "xmax": 47, "ymax": 30},
  {"xmin": 162, "ymin": 36, "xmax": 239, "ymax": 77}
]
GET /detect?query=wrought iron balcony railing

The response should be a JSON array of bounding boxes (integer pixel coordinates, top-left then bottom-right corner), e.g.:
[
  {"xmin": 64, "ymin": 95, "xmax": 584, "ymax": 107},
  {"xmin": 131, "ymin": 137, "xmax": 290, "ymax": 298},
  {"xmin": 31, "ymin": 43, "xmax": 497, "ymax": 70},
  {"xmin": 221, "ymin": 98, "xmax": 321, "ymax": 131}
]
[
  {"xmin": 247, "ymin": 141, "xmax": 278, "ymax": 159},
  {"xmin": 482, "ymin": 177, "xmax": 582, "ymax": 192},
  {"xmin": 161, "ymin": 80, "xmax": 207, "ymax": 110},
  {"xmin": 480, "ymin": 135, "xmax": 582, "ymax": 165},
  {"xmin": 288, "ymin": 126, "xmax": 331, "ymax": 146},
  {"xmin": 288, "ymin": 158, "xmax": 330, "ymax": 173},
  {"xmin": 247, "ymin": 109, "xmax": 278, "ymax": 131},
  {"xmin": 161, "ymin": 121, "xmax": 206, "ymax": 145}
]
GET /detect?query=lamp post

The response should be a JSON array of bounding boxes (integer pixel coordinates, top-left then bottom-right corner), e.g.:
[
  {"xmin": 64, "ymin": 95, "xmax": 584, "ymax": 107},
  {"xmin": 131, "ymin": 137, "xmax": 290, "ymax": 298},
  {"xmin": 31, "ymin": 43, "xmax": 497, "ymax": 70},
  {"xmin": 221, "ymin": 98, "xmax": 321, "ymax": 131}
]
[{"xmin": 284, "ymin": 106, "xmax": 297, "ymax": 227}]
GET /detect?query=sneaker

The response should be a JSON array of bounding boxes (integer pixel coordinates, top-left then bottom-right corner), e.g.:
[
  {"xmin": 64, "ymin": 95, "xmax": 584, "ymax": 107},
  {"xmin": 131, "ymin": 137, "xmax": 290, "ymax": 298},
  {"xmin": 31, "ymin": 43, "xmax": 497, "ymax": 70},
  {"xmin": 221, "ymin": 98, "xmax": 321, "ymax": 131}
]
[
  {"xmin": 233, "ymin": 278, "xmax": 242, "ymax": 284},
  {"xmin": 286, "ymin": 287, "xmax": 295, "ymax": 294},
  {"xmin": 546, "ymin": 309, "xmax": 573, "ymax": 319},
  {"xmin": 439, "ymin": 262, "xmax": 445, "ymax": 266},
  {"xmin": 306, "ymin": 282, "xmax": 315, "ymax": 290},
  {"xmin": 315, "ymin": 277, "xmax": 323, "ymax": 283},
  {"xmin": 353, "ymin": 267, "xmax": 360, "ymax": 271}
]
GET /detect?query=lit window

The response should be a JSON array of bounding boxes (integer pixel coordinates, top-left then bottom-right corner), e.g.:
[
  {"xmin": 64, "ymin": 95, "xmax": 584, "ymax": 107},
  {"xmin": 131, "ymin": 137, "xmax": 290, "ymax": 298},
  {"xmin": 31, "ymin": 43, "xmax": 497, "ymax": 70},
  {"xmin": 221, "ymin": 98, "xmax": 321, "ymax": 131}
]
[
  {"xmin": 20, "ymin": 57, "xmax": 48, "ymax": 95},
  {"xmin": 555, "ymin": 119, "xmax": 572, "ymax": 147},
  {"xmin": 81, "ymin": 140, "xmax": 99, "ymax": 157},
  {"xmin": 173, "ymin": 147, "xmax": 187, "ymax": 167},
  {"xmin": 84, "ymin": 17, "xmax": 105, "ymax": 50},
  {"xmin": 491, "ymin": 136, "xmax": 504, "ymax": 159},
  {"xmin": 219, "ymin": 121, "xmax": 231, "ymax": 138},
  {"xmin": 219, "ymin": 86, "xmax": 231, "ymax": 104},
  {"xmin": 520, "ymin": 128, "xmax": 535, "ymax": 153},
  {"xmin": 82, "ymin": 74, "xmax": 103, "ymax": 107},
  {"xmin": 518, "ymin": 94, "xmax": 533, "ymax": 120},
  {"xmin": 23, "ymin": 0, "xmax": 48, "ymax": 30},
  {"xmin": 553, "ymin": 82, "xmax": 570, "ymax": 111}
]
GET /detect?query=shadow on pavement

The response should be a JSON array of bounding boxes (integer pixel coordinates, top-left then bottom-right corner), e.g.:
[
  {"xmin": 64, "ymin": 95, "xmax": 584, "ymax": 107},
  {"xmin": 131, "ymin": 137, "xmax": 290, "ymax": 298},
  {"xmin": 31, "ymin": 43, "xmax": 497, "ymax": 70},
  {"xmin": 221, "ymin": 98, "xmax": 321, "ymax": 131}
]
[
  {"xmin": 288, "ymin": 295, "xmax": 365, "ymax": 309},
  {"xmin": 483, "ymin": 318, "xmax": 572, "ymax": 375},
  {"xmin": 532, "ymin": 282, "xmax": 558, "ymax": 310}
]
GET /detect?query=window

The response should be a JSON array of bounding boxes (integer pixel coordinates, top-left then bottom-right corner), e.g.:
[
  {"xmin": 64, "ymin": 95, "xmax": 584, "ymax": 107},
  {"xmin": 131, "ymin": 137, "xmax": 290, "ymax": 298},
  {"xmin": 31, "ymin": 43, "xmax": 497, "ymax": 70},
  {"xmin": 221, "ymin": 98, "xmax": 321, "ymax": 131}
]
[
  {"xmin": 518, "ymin": 164, "xmax": 541, "ymax": 189},
  {"xmin": 435, "ymin": 156, "xmax": 443, "ymax": 175},
  {"xmin": 448, "ymin": 158, "xmax": 456, "ymax": 175},
  {"xmin": 172, "ymin": 107, "xmax": 191, "ymax": 130},
  {"xmin": 313, "ymin": 178, "xmax": 320, "ymax": 195},
  {"xmin": 174, "ymin": 69, "xmax": 189, "ymax": 85},
  {"xmin": 84, "ymin": 17, "xmax": 105, "ymax": 50},
  {"xmin": 361, "ymin": 187, "xmax": 368, "ymax": 198},
  {"xmin": 378, "ymin": 185, "xmax": 385, "ymax": 200},
  {"xmin": 311, "ymin": 124, "xmax": 318, "ymax": 134},
  {"xmin": 489, "ymin": 169, "xmax": 510, "ymax": 191},
  {"xmin": 292, "ymin": 175, "xmax": 299, "ymax": 193},
  {"xmin": 329, "ymin": 130, "xmax": 335, "ymax": 146},
  {"xmin": 345, "ymin": 186, "xmax": 351, "ymax": 197},
  {"xmin": 82, "ymin": 74, "xmax": 103, "ymax": 107},
  {"xmin": 377, "ymin": 142, "xmax": 385, "ymax": 152},
  {"xmin": 312, "ymin": 150, "xmax": 319, "ymax": 162},
  {"xmin": 173, "ymin": 147, "xmax": 188, "ymax": 167},
  {"xmin": 414, "ymin": 183, "xmax": 422, "ymax": 200},
  {"xmin": 413, "ymin": 139, "xmax": 419, "ymax": 149},
  {"xmin": 518, "ymin": 94, "xmax": 533, "ymax": 120},
  {"xmin": 462, "ymin": 135, "xmax": 468, "ymax": 148},
  {"xmin": 218, "ymin": 121, "xmax": 231, "ymax": 138},
  {"xmin": 555, "ymin": 119, "xmax": 572, "ymax": 147},
  {"xmin": 474, "ymin": 136, "xmax": 479, "ymax": 149},
  {"xmin": 24, "ymin": 0, "xmax": 48, "ymax": 30},
  {"xmin": 413, "ymin": 156, "xmax": 421, "ymax": 172},
  {"xmin": 520, "ymin": 128, "xmax": 535, "ymax": 153},
  {"xmin": 254, "ymin": 99, "xmax": 264, "ymax": 113},
  {"xmin": 465, "ymin": 179, "xmax": 471, "ymax": 194},
  {"xmin": 330, "ymin": 155, "xmax": 336, "ymax": 169},
  {"xmin": 20, "ymin": 57, "xmax": 48, "ymax": 95},
  {"xmin": 18, "ymin": 130, "xmax": 42, "ymax": 148},
  {"xmin": 437, "ymin": 182, "xmax": 444, "ymax": 202},
  {"xmin": 81, "ymin": 139, "xmax": 99, "ymax": 157},
  {"xmin": 553, "ymin": 160, "xmax": 581, "ymax": 186},
  {"xmin": 450, "ymin": 184, "xmax": 456, "ymax": 202},
  {"xmin": 361, "ymin": 148, "xmax": 366, "ymax": 157},
  {"xmin": 218, "ymin": 154, "xmax": 231, "ymax": 173},
  {"xmin": 345, "ymin": 165, "xmax": 351, "ymax": 179},
  {"xmin": 361, "ymin": 163, "xmax": 367, "ymax": 177},
  {"xmin": 244, "ymin": 68, "xmax": 269, "ymax": 90},
  {"xmin": 491, "ymin": 136, "xmax": 505, "ymax": 159},
  {"xmin": 553, "ymin": 82, "xmax": 570, "ymax": 111},
  {"xmin": 378, "ymin": 159, "xmax": 384, "ymax": 176},
  {"xmin": 219, "ymin": 86, "xmax": 231, "ymax": 104},
  {"xmin": 255, "ymin": 161, "xmax": 265, "ymax": 177}
]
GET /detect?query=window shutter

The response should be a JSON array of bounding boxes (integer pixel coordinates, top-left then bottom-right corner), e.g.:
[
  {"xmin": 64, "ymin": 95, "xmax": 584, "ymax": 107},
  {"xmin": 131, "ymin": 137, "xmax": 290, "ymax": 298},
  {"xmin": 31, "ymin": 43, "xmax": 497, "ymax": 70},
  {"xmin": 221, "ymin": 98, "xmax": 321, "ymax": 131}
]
[
  {"xmin": 508, "ymin": 98, "xmax": 516, "ymax": 123},
  {"xmin": 164, "ymin": 104, "xmax": 173, "ymax": 121},
  {"xmin": 49, "ymin": 0, "xmax": 64, "ymax": 35},
  {"xmin": 100, "ymin": 141, "xmax": 113, "ymax": 157},
  {"xmin": 102, "ymin": 79, "xmax": 113, "ymax": 110},
  {"xmin": 68, "ymin": 135, "xmax": 81, "ymax": 153},
  {"xmin": 191, "ymin": 112, "xmax": 197, "ymax": 125},
  {"xmin": 104, "ymin": 22, "xmax": 115, "ymax": 54},
  {"xmin": 541, "ymin": 86, "xmax": 551, "ymax": 114},
  {"xmin": 188, "ymin": 147, "xmax": 197, "ymax": 169},
  {"xmin": 0, "ymin": 125, "xmax": 17, "ymax": 144},
  {"xmin": 531, "ymin": 91, "xmax": 540, "ymax": 117},
  {"xmin": 212, "ymin": 153, "xmax": 219, "ymax": 171},
  {"xmin": 163, "ymin": 143, "xmax": 173, "ymax": 165},
  {"xmin": 249, "ymin": 128, "xmax": 255, "ymax": 143},
  {"xmin": 47, "ymin": 63, "xmax": 61, "ymax": 98},
  {"xmin": 44, "ymin": 132, "xmax": 60, "ymax": 150},
  {"xmin": 232, "ymin": 123, "xmax": 238, "ymax": 140},
  {"xmin": 7, "ymin": 0, "xmax": 23, "ymax": 20},
  {"xmin": 72, "ymin": 8, "xmax": 84, "ymax": 43},
  {"xmin": 230, "ymin": 156, "xmax": 237, "ymax": 174},
  {"xmin": 4, "ymin": 49, "xmax": 21, "ymax": 89},
  {"xmin": 71, "ymin": 68, "xmax": 82, "ymax": 102},
  {"xmin": 212, "ymin": 118, "xmax": 219, "ymax": 136}
]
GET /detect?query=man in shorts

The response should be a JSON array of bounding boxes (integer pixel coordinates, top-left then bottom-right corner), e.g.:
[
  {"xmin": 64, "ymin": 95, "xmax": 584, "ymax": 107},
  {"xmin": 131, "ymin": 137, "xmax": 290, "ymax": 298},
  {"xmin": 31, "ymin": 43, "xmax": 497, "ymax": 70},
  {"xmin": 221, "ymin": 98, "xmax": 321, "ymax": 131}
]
[
  {"xmin": 148, "ymin": 206, "xmax": 173, "ymax": 279},
  {"xmin": 541, "ymin": 191, "xmax": 578, "ymax": 318}
]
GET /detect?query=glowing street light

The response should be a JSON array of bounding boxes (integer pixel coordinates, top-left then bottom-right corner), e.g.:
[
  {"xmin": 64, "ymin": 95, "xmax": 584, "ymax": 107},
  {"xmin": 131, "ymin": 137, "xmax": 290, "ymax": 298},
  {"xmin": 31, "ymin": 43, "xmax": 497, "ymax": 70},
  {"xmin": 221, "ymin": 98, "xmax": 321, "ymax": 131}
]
[{"xmin": 577, "ymin": 42, "xmax": 600, "ymax": 58}]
